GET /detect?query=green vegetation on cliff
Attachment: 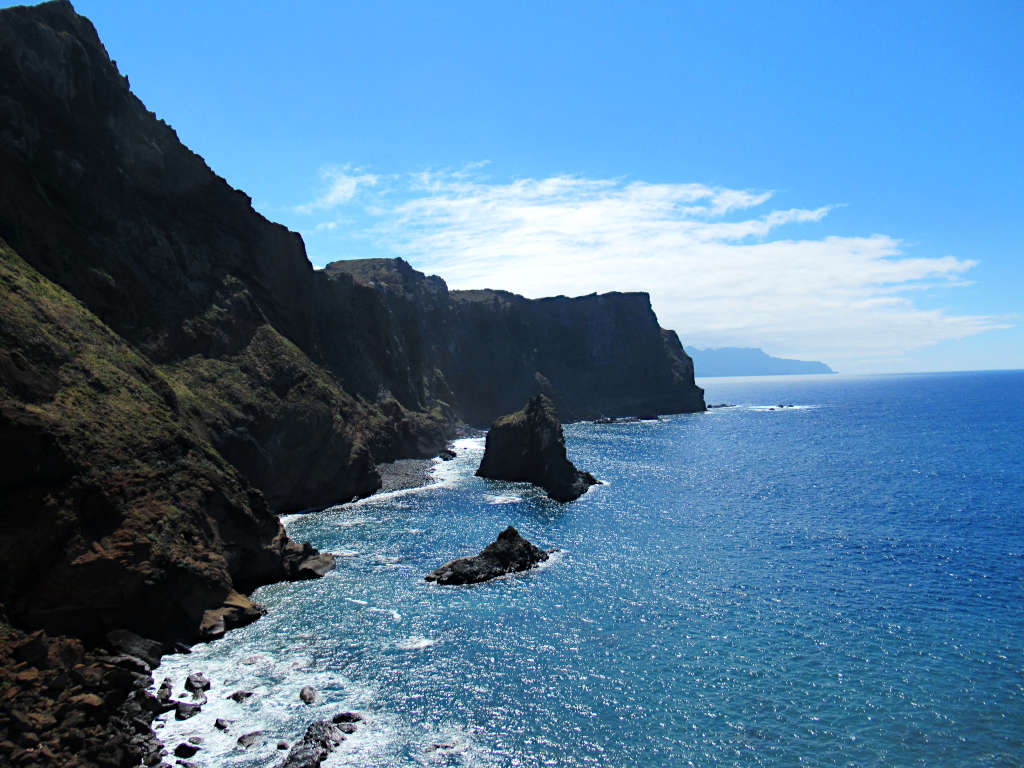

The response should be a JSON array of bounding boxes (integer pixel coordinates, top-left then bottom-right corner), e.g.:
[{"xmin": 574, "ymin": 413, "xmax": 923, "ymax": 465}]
[{"xmin": 0, "ymin": 239, "xmax": 307, "ymax": 642}]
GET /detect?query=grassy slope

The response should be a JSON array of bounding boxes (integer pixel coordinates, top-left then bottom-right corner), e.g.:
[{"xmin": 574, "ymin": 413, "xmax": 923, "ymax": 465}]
[{"xmin": 0, "ymin": 238, "xmax": 290, "ymax": 641}]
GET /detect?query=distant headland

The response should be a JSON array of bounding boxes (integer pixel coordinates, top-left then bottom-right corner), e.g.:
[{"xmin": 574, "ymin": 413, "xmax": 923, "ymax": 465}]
[{"xmin": 689, "ymin": 347, "xmax": 836, "ymax": 377}]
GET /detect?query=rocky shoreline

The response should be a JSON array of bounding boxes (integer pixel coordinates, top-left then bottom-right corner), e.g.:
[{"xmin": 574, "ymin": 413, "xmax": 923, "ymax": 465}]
[
  {"xmin": 0, "ymin": 2, "xmax": 705, "ymax": 765},
  {"xmin": 375, "ymin": 457, "xmax": 443, "ymax": 494},
  {"xmin": 149, "ymin": 665, "xmax": 365, "ymax": 768}
]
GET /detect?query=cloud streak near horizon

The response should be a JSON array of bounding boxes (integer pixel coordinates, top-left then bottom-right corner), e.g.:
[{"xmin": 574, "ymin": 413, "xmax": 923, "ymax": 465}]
[{"xmin": 294, "ymin": 168, "xmax": 1010, "ymax": 367}]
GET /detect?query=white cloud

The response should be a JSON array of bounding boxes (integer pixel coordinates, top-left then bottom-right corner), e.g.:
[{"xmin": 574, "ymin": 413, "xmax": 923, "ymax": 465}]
[
  {"xmin": 295, "ymin": 165, "xmax": 378, "ymax": 214},
  {"xmin": 303, "ymin": 168, "xmax": 1012, "ymax": 369}
]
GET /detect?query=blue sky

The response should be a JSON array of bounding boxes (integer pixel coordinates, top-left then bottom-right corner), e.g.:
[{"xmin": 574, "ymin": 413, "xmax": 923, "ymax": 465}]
[{"xmin": 20, "ymin": 0, "xmax": 1024, "ymax": 372}]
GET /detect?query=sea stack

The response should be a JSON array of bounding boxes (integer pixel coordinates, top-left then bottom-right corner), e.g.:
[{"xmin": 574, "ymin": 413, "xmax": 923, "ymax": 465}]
[
  {"xmin": 476, "ymin": 395, "xmax": 598, "ymax": 502},
  {"xmin": 426, "ymin": 527, "xmax": 550, "ymax": 585}
]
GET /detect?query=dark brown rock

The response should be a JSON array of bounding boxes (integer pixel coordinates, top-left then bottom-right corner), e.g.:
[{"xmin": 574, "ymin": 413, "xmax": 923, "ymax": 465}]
[
  {"xmin": 175, "ymin": 701, "xmax": 202, "ymax": 720},
  {"xmin": 274, "ymin": 720, "xmax": 346, "ymax": 768},
  {"xmin": 183, "ymin": 672, "xmax": 210, "ymax": 694},
  {"xmin": 426, "ymin": 527, "xmax": 551, "ymax": 585},
  {"xmin": 174, "ymin": 742, "xmax": 200, "ymax": 758},
  {"xmin": 476, "ymin": 395, "xmax": 598, "ymax": 502},
  {"xmin": 237, "ymin": 731, "xmax": 264, "ymax": 749},
  {"xmin": 330, "ymin": 712, "xmax": 362, "ymax": 724}
]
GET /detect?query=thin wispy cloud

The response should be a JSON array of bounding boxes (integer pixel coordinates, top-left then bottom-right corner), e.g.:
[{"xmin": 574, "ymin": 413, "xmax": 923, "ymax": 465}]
[
  {"xmin": 297, "ymin": 168, "xmax": 1011, "ymax": 368},
  {"xmin": 295, "ymin": 165, "xmax": 379, "ymax": 214}
]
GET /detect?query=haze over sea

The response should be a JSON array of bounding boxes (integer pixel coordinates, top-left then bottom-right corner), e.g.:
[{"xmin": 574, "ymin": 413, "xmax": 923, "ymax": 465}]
[{"xmin": 153, "ymin": 371, "xmax": 1024, "ymax": 766}]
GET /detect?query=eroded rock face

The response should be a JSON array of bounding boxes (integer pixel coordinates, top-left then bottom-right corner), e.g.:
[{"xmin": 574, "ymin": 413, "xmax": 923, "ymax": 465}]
[
  {"xmin": 275, "ymin": 720, "xmax": 346, "ymax": 768},
  {"xmin": 426, "ymin": 527, "xmax": 550, "ymax": 585},
  {"xmin": 327, "ymin": 259, "xmax": 707, "ymax": 426},
  {"xmin": 476, "ymin": 395, "xmax": 598, "ymax": 502}
]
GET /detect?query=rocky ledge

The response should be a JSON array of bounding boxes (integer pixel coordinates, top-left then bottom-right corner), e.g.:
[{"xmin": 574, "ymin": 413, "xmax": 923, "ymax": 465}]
[
  {"xmin": 426, "ymin": 527, "xmax": 551, "ymax": 585},
  {"xmin": 476, "ymin": 395, "xmax": 598, "ymax": 502}
]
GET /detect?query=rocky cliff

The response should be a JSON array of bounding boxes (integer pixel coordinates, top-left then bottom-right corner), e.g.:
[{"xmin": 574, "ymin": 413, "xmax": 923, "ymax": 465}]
[
  {"xmin": 0, "ymin": 0, "xmax": 703, "ymax": 635},
  {"xmin": 326, "ymin": 258, "xmax": 706, "ymax": 425},
  {"xmin": 0, "ymin": 2, "xmax": 703, "ymax": 763}
]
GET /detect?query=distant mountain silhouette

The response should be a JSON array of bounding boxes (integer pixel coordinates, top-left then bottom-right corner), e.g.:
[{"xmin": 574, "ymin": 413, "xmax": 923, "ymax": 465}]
[{"xmin": 689, "ymin": 347, "xmax": 836, "ymax": 376}]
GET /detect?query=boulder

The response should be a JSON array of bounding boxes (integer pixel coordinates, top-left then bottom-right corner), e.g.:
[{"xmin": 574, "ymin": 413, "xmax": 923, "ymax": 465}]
[
  {"xmin": 156, "ymin": 679, "xmax": 172, "ymax": 703},
  {"xmin": 228, "ymin": 690, "xmax": 256, "ymax": 703},
  {"xmin": 426, "ymin": 527, "xmax": 551, "ymax": 585},
  {"xmin": 331, "ymin": 712, "xmax": 362, "ymax": 724},
  {"xmin": 476, "ymin": 395, "xmax": 597, "ymax": 502},
  {"xmin": 174, "ymin": 743, "xmax": 201, "ymax": 758},
  {"xmin": 175, "ymin": 701, "xmax": 202, "ymax": 720},
  {"xmin": 296, "ymin": 554, "xmax": 336, "ymax": 580},
  {"xmin": 299, "ymin": 686, "xmax": 316, "ymax": 704},
  {"xmin": 184, "ymin": 672, "xmax": 210, "ymax": 694},
  {"xmin": 285, "ymin": 542, "xmax": 338, "ymax": 581},
  {"xmin": 199, "ymin": 592, "xmax": 267, "ymax": 640},
  {"xmin": 105, "ymin": 630, "xmax": 165, "ymax": 669},
  {"xmin": 237, "ymin": 731, "xmax": 265, "ymax": 749},
  {"xmin": 274, "ymin": 720, "xmax": 346, "ymax": 768}
]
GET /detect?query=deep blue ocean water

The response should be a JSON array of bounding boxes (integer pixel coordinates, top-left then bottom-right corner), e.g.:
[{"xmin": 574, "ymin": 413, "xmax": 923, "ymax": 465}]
[{"xmin": 153, "ymin": 371, "xmax": 1024, "ymax": 766}]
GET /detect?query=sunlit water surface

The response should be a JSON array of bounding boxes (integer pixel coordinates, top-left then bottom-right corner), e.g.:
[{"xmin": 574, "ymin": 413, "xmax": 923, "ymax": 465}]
[{"xmin": 153, "ymin": 371, "xmax": 1024, "ymax": 766}]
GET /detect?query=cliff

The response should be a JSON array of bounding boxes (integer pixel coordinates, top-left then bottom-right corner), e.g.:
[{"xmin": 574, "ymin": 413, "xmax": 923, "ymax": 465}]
[
  {"xmin": 326, "ymin": 259, "xmax": 705, "ymax": 425},
  {"xmin": 0, "ymin": 0, "xmax": 702, "ymax": 633},
  {"xmin": 476, "ymin": 395, "xmax": 597, "ymax": 502},
  {"xmin": 0, "ymin": 2, "xmax": 703, "ymax": 762}
]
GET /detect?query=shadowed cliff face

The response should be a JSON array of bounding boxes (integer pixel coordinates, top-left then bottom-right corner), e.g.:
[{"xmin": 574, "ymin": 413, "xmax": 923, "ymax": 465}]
[
  {"xmin": 0, "ymin": 0, "xmax": 702, "ymax": 643},
  {"xmin": 326, "ymin": 259, "xmax": 706, "ymax": 425},
  {"xmin": 0, "ymin": 0, "xmax": 454, "ymax": 513},
  {"xmin": 0, "ymin": 239, "xmax": 313, "ymax": 643},
  {"xmin": 0, "ymin": 2, "xmax": 706, "ymax": 761}
]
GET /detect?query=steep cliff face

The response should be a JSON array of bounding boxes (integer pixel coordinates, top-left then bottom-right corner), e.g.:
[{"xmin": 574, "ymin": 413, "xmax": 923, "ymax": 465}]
[
  {"xmin": 0, "ymin": 239, "xmax": 320, "ymax": 643},
  {"xmin": 0, "ymin": 0, "xmax": 703, "ymax": 643},
  {"xmin": 0, "ymin": 0, "xmax": 453, "ymax": 514},
  {"xmin": 326, "ymin": 259, "xmax": 705, "ymax": 425}
]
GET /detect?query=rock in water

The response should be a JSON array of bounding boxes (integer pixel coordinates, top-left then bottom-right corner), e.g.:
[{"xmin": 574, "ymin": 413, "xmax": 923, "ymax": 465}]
[
  {"xmin": 299, "ymin": 685, "xmax": 316, "ymax": 704},
  {"xmin": 184, "ymin": 672, "xmax": 210, "ymax": 694},
  {"xmin": 237, "ymin": 731, "xmax": 264, "ymax": 749},
  {"xmin": 476, "ymin": 395, "xmax": 598, "ymax": 502},
  {"xmin": 426, "ymin": 527, "xmax": 550, "ymax": 585},
  {"xmin": 275, "ymin": 720, "xmax": 346, "ymax": 768}
]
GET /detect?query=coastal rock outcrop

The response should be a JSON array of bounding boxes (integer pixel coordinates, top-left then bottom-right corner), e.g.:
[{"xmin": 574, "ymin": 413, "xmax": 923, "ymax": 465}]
[
  {"xmin": 0, "ymin": 1, "xmax": 703, "ymax": 764},
  {"xmin": 274, "ymin": 720, "xmax": 346, "ymax": 768},
  {"xmin": 476, "ymin": 395, "xmax": 598, "ymax": 502},
  {"xmin": 426, "ymin": 527, "xmax": 551, "ymax": 585}
]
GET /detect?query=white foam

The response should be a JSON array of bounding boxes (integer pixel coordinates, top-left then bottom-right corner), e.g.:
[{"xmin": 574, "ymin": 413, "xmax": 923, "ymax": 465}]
[
  {"xmin": 150, "ymin": 645, "xmax": 380, "ymax": 768},
  {"xmin": 393, "ymin": 635, "xmax": 439, "ymax": 651},
  {"xmin": 748, "ymin": 404, "xmax": 818, "ymax": 412},
  {"xmin": 344, "ymin": 597, "xmax": 369, "ymax": 606},
  {"xmin": 533, "ymin": 548, "xmax": 566, "ymax": 572},
  {"xmin": 487, "ymin": 495, "xmax": 522, "ymax": 505},
  {"xmin": 331, "ymin": 515, "xmax": 381, "ymax": 528}
]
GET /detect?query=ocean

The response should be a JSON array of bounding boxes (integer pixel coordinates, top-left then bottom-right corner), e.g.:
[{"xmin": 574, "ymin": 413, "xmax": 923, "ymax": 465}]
[{"xmin": 151, "ymin": 370, "xmax": 1024, "ymax": 766}]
